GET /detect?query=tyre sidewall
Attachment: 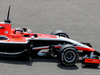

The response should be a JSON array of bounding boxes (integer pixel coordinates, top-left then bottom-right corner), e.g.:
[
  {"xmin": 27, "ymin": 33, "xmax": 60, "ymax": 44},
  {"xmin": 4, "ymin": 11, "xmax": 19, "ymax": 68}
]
[{"xmin": 58, "ymin": 46, "xmax": 79, "ymax": 66}]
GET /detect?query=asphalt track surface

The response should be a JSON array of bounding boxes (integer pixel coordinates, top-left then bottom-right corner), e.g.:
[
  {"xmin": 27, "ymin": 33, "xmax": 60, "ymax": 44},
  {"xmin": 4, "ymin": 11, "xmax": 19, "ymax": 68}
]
[{"xmin": 0, "ymin": 0, "xmax": 100, "ymax": 75}]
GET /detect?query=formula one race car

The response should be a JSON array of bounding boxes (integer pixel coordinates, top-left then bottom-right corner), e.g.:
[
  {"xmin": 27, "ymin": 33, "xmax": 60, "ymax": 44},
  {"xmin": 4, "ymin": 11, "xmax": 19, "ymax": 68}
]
[{"xmin": 0, "ymin": 6, "xmax": 100, "ymax": 66}]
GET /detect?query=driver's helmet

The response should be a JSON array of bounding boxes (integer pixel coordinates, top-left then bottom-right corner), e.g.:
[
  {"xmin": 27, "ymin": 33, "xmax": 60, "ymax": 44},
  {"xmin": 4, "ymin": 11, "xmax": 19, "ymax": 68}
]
[{"xmin": 14, "ymin": 28, "xmax": 24, "ymax": 34}]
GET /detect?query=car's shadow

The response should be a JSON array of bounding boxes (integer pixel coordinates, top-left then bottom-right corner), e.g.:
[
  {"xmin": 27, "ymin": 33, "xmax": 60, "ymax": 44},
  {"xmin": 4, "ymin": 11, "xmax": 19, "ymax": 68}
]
[
  {"xmin": 0, "ymin": 57, "xmax": 58, "ymax": 66},
  {"xmin": 57, "ymin": 64, "xmax": 79, "ymax": 70},
  {"xmin": 0, "ymin": 57, "xmax": 99, "ymax": 70},
  {"xmin": 81, "ymin": 65, "xmax": 99, "ymax": 70},
  {"xmin": 0, "ymin": 57, "xmax": 33, "ymax": 66}
]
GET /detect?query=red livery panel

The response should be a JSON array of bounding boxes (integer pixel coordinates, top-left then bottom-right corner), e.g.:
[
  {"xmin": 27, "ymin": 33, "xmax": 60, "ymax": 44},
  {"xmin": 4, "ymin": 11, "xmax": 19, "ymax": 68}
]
[{"xmin": 84, "ymin": 58, "xmax": 100, "ymax": 64}]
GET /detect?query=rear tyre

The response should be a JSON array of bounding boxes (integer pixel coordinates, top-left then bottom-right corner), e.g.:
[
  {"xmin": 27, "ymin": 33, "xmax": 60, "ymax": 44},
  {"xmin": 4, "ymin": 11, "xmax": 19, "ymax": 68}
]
[
  {"xmin": 50, "ymin": 30, "xmax": 69, "ymax": 38},
  {"xmin": 57, "ymin": 45, "xmax": 79, "ymax": 66}
]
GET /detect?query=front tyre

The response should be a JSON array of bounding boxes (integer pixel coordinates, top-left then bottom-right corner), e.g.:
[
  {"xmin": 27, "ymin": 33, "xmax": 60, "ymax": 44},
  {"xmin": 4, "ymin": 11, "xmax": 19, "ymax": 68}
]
[
  {"xmin": 58, "ymin": 45, "xmax": 79, "ymax": 66},
  {"xmin": 50, "ymin": 30, "xmax": 69, "ymax": 38}
]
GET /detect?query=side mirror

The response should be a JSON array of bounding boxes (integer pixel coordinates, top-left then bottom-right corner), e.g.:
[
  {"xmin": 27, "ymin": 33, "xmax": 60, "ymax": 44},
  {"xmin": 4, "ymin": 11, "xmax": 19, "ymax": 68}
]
[{"xmin": 34, "ymin": 34, "xmax": 38, "ymax": 38}]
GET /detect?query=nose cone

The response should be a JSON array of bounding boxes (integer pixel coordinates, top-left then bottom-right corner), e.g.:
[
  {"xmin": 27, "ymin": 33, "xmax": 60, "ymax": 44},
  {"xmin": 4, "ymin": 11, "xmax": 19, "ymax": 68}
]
[{"xmin": 76, "ymin": 46, "xmax": 95, "ymax": 52}]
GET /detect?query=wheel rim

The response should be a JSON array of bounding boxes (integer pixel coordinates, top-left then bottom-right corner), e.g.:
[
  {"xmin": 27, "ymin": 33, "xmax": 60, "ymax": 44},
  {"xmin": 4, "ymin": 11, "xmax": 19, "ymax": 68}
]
[{"xmin": 64, "ymin": 51, "xmax": 76, "ymax": 63}]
